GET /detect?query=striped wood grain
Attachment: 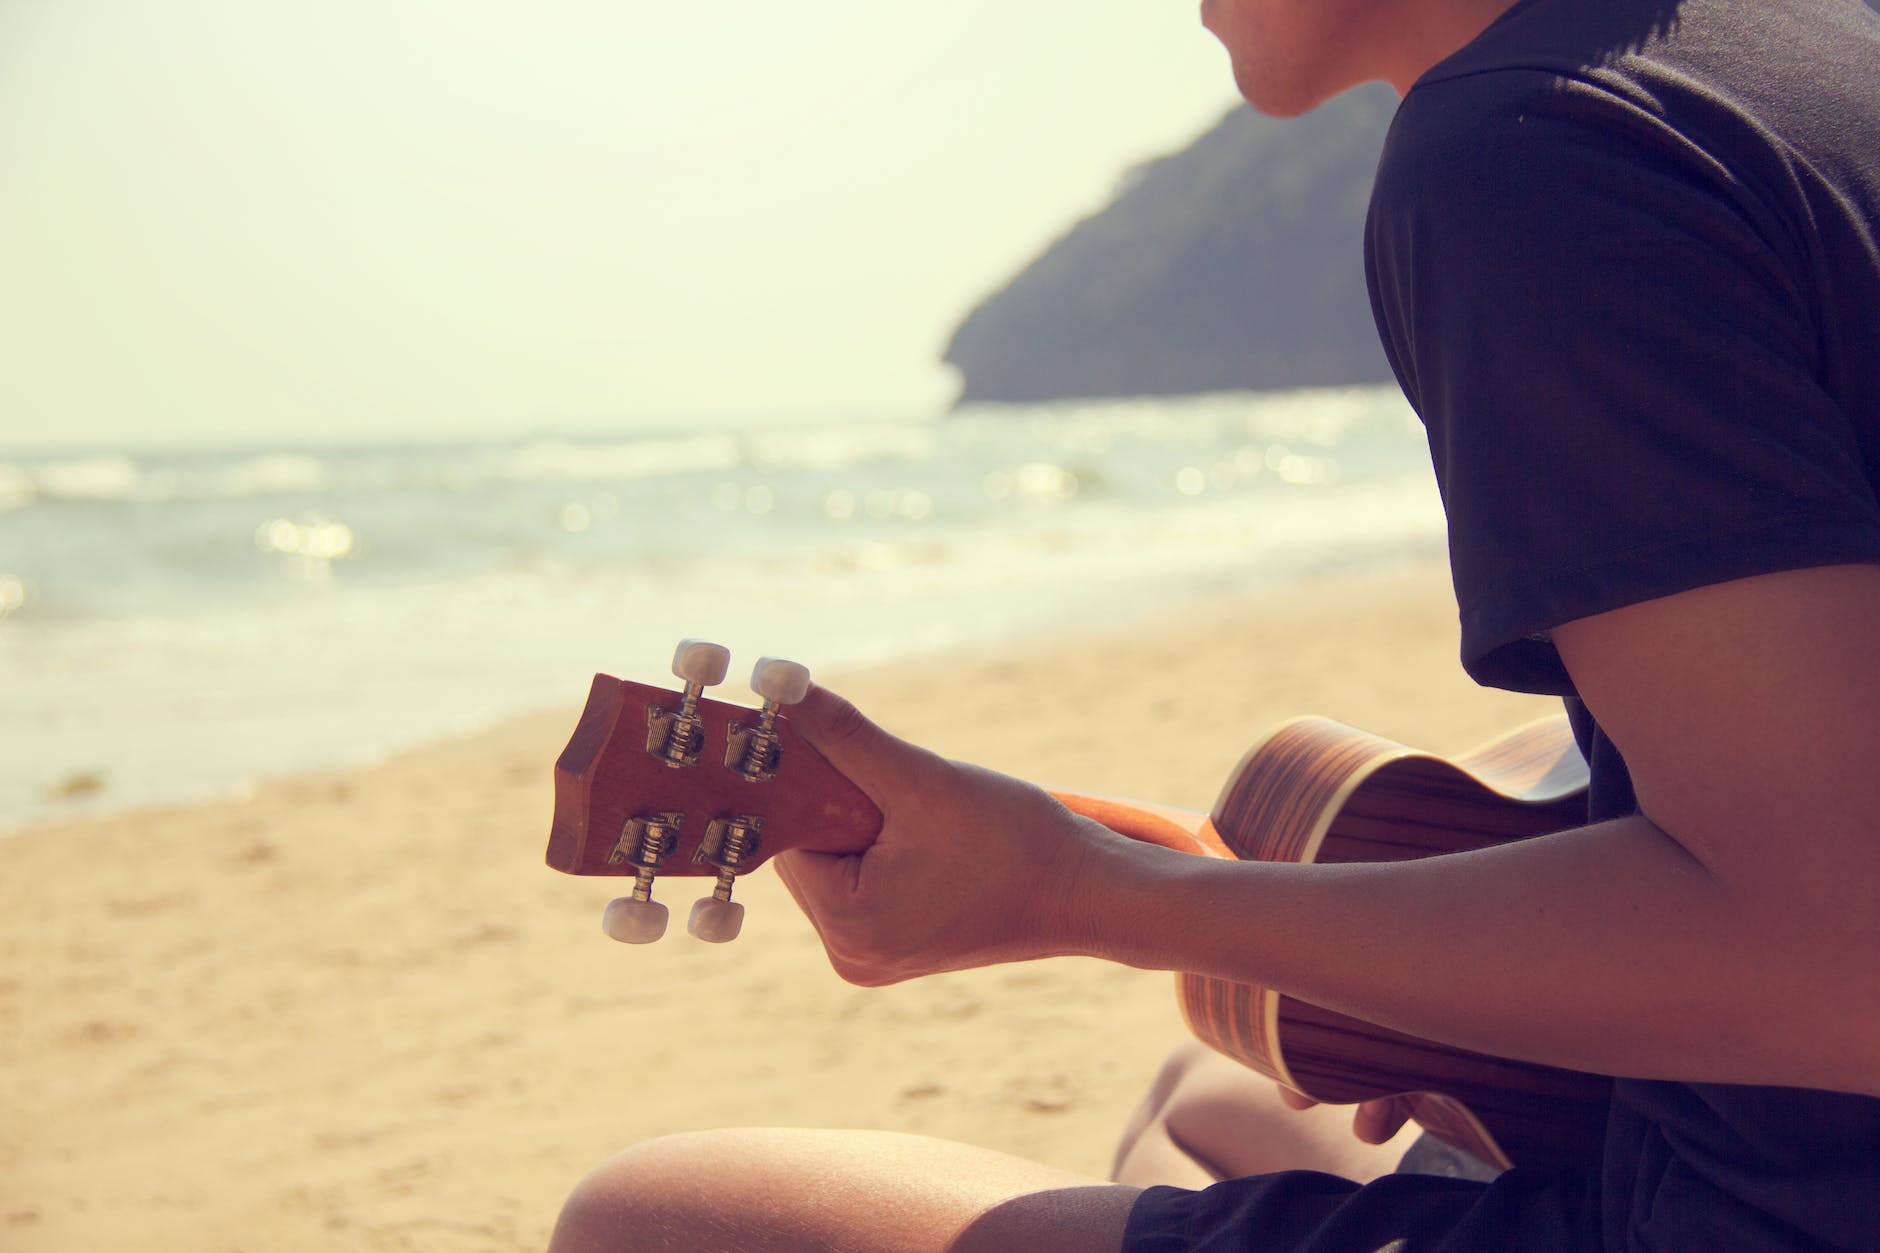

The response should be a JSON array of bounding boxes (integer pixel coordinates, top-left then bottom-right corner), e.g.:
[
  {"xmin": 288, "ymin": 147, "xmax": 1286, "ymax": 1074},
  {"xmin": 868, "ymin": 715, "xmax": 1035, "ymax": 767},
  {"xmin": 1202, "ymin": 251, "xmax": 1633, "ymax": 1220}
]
[{"xmin": 1167, "ymin": 716, "xmax": 1611, "ymax": 1170}]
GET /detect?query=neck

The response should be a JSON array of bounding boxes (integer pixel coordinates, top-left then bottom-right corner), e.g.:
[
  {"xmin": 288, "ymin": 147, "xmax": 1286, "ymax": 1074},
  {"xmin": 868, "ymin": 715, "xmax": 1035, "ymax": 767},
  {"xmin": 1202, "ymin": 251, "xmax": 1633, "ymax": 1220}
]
[{"xmin": 1378, "ymin": 0, "xmax": 1523, "ymax": 93}]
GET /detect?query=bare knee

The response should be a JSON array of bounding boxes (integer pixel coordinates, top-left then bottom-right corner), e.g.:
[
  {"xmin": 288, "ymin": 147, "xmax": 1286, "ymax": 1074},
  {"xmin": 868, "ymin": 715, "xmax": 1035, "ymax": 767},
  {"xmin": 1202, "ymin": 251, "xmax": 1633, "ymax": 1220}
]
[
  {"xmin": 1147, "ymin": 1041, "xmax": 1218, "ymax": 1108},
  {"xmin": 550, "ymin": 1131, "xmax": 758, "ymax": 1253},
  {"xmin": 549, "ymin": 1137, "xmax": 665, "ymax": 1253},
  {"xmin": 1113, "ymin": 1042, "xmax": 1216, "ymax": 1156},
  {"xmin": 1112, "ymin": 1041, "xmax": 1256, "ymax": 1184},
  {"xmin": 1112, "ymin": 1042, "xmax": 1412, "ymax": 1188},
  {"xmin": 550, "ymin": 1126, "xmax": 1137, "ymax": 1253}
]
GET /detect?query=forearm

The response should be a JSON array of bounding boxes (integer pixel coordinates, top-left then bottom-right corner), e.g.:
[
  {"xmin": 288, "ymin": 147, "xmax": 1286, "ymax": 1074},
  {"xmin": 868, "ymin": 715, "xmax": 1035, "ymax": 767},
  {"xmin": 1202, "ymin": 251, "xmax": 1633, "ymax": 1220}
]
[{"xmin": 1078, "ymin": 812, "xmax": 1880, "ymax": 1096}]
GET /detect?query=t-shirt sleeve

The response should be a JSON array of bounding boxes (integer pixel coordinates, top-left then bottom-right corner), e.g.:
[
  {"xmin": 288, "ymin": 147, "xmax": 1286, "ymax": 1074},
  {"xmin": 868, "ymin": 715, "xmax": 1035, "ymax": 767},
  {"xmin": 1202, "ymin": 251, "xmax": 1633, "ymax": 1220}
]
[{"xmin": 1365, "ymin": 69, "xmax": 1880, "ymax": 696}]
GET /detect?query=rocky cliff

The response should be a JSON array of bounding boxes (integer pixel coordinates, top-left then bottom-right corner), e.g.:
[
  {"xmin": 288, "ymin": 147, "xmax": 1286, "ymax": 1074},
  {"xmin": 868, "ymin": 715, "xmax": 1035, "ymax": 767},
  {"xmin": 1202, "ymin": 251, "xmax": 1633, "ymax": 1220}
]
[{"xmin": 943, "ymin": 85, "xmax": 1399, "ymax": 406}]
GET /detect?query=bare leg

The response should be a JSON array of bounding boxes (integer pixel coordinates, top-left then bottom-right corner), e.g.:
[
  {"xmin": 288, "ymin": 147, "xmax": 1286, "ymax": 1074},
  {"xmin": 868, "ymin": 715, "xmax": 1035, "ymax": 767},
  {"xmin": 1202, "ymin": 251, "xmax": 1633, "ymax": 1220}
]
[
  {"xmin": 549, "ymin": 1126, "xmax": 1141, "ymax": 1253},
  {"xmin": 1111, "ymin": 1042, "xmax": 1417, "ymax": 1189}
]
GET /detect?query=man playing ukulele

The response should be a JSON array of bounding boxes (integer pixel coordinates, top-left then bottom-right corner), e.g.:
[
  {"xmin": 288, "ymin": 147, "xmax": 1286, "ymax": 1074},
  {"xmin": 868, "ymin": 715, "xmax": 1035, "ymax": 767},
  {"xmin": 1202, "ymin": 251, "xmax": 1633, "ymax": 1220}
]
[{"xmin": 552, "ymin": 0, "xmax": 1880, "ymax": 1248}]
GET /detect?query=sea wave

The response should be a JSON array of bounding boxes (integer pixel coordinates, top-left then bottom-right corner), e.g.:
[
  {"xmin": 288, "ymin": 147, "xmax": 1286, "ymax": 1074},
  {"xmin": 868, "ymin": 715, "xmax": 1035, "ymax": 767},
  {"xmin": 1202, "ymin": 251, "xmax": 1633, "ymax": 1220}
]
[
  {"xmin": 1, "ymin": 386, "xmax": 1450, "ymax": 833},
  {"xmin": 743, "ymin": 421, "xmax": 940, "ymax": 472},
  {"xmin": 498, "ymin": 434, "xmax": 744, "ymax": 482},
  {"xmin": 2, "ymin": 455, "xmax": 144, "ymax": 504}
]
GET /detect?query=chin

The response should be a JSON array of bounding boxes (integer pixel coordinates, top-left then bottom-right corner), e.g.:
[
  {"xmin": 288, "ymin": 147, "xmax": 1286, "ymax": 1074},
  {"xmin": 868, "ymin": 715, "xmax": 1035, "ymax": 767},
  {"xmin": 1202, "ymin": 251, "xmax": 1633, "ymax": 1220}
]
[
  {"xmin": 1230, "ymin": 54, "xmax": 1362, "ymax": 118},
  {"xmin": 1232, "ymin": 65, "xmax": 1325, "ymax": 118},
  {"xmin": 1240, "ymin": 88, "xmax": 1323, "ymax": 118}
]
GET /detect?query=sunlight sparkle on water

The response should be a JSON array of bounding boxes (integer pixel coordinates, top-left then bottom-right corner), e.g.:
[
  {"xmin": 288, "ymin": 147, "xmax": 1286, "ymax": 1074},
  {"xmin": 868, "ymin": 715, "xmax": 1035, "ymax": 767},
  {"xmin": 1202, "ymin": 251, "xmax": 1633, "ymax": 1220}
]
[
  {"xmin": 253, "ymin": 517, "xmax": 356, "ymax": 584},
  {"xmin": 708, "ymin": 482, "xmax": 776, "ymax": 514},
  {"xmin": 255, "ymin": 517, "xmax": 355, "ymax": 559},
  {"xmin": 822, "ymin": 489, "xmax": 858, "ymax": 521},
  {"xmin": 982, "ymin": 462, "xmax": 1079, "ymax": 503}
]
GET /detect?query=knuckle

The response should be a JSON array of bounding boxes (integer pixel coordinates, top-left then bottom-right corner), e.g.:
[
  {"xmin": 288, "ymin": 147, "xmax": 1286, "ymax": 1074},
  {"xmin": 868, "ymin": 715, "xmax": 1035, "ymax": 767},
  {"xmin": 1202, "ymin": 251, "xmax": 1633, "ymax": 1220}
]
[
  {"xmin": 829, "ymin": 955, "xmax": 893, "ymax": 988},
  {"xmin": 822, "ymin": 693, "xmax": 875, "ymax": 746},
  {"xmin": 824, "ymin": 928, "xmax": 913, "ymax": 988}
]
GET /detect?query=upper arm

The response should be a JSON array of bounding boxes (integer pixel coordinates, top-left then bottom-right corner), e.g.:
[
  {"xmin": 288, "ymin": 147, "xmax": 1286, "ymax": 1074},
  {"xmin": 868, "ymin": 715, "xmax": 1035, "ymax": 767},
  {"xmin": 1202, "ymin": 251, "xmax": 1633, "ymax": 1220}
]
[
  {"xmin": 1552, "ymin": 561, "xmax": 1880, "ymax": 904},
  {"xmin": 1552, "ymin": 563, "xmax": 1880, "ymax": 1091}
]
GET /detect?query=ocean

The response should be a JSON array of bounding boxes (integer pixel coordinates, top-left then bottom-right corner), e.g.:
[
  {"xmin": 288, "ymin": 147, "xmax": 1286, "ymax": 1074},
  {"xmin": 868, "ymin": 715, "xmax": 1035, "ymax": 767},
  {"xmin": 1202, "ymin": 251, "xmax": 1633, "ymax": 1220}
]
[{"xmin": 0, "ymin": 385, "xmax": 1448, "ymax": 833}]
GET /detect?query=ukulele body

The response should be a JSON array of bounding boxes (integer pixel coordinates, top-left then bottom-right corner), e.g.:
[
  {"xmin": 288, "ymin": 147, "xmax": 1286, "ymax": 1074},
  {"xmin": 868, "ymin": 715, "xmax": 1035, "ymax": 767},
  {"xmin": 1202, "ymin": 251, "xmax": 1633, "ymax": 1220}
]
[{"xmin": 1170, "ymin": 716, "xmax": 1613, "ymax": 1171}]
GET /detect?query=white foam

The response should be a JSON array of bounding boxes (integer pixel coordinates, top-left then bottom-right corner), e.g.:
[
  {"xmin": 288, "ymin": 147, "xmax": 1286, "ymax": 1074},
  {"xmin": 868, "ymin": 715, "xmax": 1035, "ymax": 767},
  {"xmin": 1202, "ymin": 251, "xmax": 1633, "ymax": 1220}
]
[{"xmin": 0, "ymin": 385, "xmax": 1446, "ymax": 834}]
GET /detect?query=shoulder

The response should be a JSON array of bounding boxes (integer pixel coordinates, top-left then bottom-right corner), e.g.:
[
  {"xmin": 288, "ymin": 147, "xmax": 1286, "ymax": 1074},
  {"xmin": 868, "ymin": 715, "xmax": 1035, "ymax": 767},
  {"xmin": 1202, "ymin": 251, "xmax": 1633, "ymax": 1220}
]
[
  {"xmin": 1362, "ymin": 2, "xmax": 1880, "ymax": 697},
  {"xmin": 1378, "ymin": 0, "xmax": 1880, "ymax": 217}
]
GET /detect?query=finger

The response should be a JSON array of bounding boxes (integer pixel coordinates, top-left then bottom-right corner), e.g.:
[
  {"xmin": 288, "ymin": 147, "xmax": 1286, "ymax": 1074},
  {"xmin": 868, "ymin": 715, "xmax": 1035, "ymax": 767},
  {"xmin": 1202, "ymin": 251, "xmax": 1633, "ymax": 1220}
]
[
  {"xmin": 1276, "ymin": 1086, "xmax": 1320, "ymax": 1112},
  {"xmin": 1352, "ymin": 1097, "xmax": 1414, "ymax": 1144},
  {"xmin": 771, "ymin": 847, "xmax": 809, "ymax": 911},
  {"xmin": 784, "ymin": 683, "xmax": 934, "ymax": 802}
]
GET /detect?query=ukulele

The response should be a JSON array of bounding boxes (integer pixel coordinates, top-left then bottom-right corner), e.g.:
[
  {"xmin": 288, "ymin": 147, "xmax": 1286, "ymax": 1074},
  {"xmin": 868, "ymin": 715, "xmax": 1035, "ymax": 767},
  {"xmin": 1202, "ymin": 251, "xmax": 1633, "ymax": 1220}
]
[{"xmin": 546, "ymin": 640, "xmax": 1614, "ymax": 1171}]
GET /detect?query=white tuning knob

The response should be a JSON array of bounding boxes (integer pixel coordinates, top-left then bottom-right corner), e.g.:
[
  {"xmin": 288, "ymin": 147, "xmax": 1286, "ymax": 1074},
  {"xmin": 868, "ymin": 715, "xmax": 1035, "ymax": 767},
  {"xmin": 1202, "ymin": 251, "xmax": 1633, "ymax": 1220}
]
[
  {"xmin": 601, "ymin": 896, "xmax": 669, "ymax": 944},
  {"xmin": 687, "ymin": 896, "xmax": 745, "ymax": 943},
  {"xmin": 672, "ymin": 639, "xmax": 731, "ymax": 688},
  {"xmin": 750, "ymin": 657, "xmax": 811, "ymax": 707}
]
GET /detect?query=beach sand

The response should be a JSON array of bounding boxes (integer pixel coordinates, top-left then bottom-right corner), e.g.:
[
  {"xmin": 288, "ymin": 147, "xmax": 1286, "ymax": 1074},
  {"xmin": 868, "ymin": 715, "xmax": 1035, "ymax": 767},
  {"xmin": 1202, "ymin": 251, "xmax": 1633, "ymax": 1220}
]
[{"xmin": 0, "ymin": 561, "xmax": 1561, "ymax": 1252}]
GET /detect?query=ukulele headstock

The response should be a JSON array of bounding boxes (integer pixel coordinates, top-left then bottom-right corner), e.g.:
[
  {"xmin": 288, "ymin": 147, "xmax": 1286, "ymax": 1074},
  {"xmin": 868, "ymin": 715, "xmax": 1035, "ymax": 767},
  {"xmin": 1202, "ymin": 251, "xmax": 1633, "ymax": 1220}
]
[{"xmin": 547, "ymin": 640, "xmax": 882, "ymax": 945}]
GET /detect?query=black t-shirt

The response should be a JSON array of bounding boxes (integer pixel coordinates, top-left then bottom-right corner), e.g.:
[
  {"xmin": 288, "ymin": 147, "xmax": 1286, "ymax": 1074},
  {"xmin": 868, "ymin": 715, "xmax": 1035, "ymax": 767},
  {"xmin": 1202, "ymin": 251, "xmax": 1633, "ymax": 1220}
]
[{"xmin": 1367, "ymin": 0, "xmax": 1880, "ymax": 1248}]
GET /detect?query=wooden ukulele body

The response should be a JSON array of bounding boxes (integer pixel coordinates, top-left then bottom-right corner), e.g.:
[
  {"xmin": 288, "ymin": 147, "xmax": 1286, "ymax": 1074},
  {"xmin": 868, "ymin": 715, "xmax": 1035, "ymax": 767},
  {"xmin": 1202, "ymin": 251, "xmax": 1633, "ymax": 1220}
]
[{"xmin": 1156, "ymin": 716, "xmax": 1612, "ymax": 1172}]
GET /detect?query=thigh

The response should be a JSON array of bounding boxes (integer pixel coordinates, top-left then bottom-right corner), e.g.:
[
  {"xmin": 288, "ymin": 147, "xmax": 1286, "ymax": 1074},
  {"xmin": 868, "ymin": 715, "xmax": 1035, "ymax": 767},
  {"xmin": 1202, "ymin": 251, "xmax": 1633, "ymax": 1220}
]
[{"xmin": 550, "ymin": 1126, "xmax": 1142, "ymax": 1253}]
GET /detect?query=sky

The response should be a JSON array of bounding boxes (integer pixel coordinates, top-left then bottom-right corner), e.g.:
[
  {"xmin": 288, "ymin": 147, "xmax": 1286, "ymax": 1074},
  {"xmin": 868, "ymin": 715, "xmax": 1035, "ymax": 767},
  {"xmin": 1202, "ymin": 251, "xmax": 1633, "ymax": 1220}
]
[{"xmin": 0, "ymin": 0, "xmax": 1242, "ymax": 450}]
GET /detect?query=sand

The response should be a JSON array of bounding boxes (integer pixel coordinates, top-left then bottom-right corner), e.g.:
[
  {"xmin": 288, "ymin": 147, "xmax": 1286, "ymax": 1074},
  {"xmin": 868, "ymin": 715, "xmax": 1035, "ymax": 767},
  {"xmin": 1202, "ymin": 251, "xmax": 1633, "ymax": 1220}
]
[{"xmin": 0, "ymin": 560, "xmax": 1561, "ymax": 1252}]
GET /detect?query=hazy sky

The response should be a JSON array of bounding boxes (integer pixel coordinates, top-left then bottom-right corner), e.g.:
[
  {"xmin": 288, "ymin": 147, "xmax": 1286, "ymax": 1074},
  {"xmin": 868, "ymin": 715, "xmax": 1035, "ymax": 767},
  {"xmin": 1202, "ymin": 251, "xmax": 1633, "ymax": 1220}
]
[{"xmin": 0, "ymin": 1, "xmax": 1241, "ymax": 449}]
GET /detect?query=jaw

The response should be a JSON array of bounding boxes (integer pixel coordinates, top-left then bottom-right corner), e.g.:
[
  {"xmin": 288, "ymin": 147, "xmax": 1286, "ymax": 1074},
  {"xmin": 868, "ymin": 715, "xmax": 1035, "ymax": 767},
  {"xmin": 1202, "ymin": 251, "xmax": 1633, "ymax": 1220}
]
[
  {"xmin": 1219, "ymin": 40, "xmax": 1383, "ymax": 118},
  {"xmin": 1204, "ymin": 0, "xmax": 1489, "ymax": 115},
  {"xmin": 1203, "ymin": 0, "xmax": 1394, "ymax": 117},
  {"xmin": 1227, "ymin": 55, "xmax": 1356, "ymax": 118}
]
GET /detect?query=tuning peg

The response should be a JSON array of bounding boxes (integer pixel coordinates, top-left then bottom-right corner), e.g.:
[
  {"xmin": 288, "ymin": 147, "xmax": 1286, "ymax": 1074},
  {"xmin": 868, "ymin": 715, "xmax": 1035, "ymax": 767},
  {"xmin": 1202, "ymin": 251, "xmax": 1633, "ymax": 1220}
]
[
  {"xmin": 602, "ymin": 895, "xmax": 669, "ymax": 944},
  {"xmin": 687, "ymin": 895, "xmax": 745, "ymax": 943},
  {"xmin": 672, "ymin": 639, "xmax": 731, "ymax": 689},
  {"xmin": 685, "ymin": 814, "xmax": 762, "ymax": 942},
  {"xmin": 725, "ymin": 657, "xmax": 809, "ymax": 783},
  {"xmin": 652, "ymin": 639, "xmax": 730, "ymax": 769},
  {"xmin": 751, "ymin": 656, "xmax": 811, "ymax": 708},
  {"xmin": 604, "ymin": 811, "xmax": 681, "ymax": 943}
]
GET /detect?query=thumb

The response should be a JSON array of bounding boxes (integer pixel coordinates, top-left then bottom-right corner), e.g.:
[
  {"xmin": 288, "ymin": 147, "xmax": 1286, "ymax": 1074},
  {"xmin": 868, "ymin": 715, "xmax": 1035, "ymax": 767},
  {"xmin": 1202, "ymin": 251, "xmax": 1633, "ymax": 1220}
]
[{"xmin": 784, "ymin": 682, "xmax": 931, "ymax": 803}]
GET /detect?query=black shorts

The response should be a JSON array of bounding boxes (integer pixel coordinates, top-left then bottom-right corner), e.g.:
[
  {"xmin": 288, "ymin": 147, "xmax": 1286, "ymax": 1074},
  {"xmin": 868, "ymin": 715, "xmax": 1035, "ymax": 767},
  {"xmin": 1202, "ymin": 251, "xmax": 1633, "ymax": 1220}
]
[{"xmin": 1122, "ymin": 1166, "xmax": 1596, "ymax": 1252}]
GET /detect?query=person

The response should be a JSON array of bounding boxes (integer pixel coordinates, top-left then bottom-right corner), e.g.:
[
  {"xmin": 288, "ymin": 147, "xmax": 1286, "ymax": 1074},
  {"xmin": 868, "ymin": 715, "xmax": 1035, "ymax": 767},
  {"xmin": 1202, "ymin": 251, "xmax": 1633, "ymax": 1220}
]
[{"xmin": 549, "ymin": 0, "xmax": 1880, "ymax": 1247}]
